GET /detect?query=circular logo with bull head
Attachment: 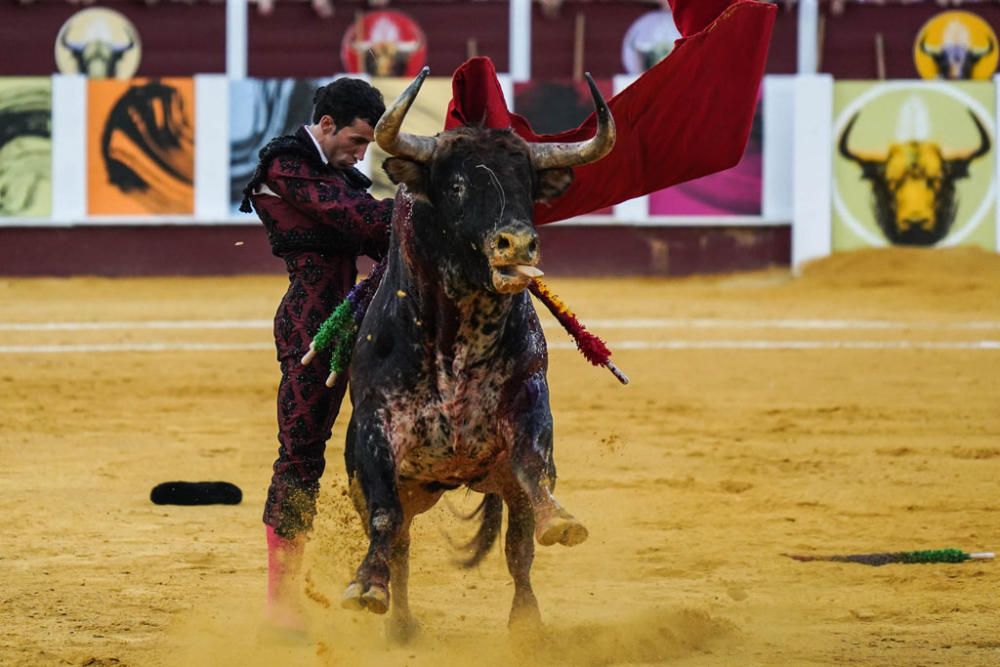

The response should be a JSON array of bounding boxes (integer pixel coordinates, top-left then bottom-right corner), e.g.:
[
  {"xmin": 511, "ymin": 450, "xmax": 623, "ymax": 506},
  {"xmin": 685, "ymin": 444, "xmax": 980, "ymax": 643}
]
[
  {"xmin": 340, "ymin": 11, "xmax": 427, "ymax": 77},
  {"xmin": 55, "ymin": 8, "xmax": 142, "ymax": 79},
  {"xmin": 914, "ymin": 11, "xmax": 997, "ymax": 80},
  {"xmin": 833, "ymin": 82, "xmax": 995, "ymax": 249},
  {"xmin": 620, "ymin": 10, "xmax": 680, "ymax": 75}
]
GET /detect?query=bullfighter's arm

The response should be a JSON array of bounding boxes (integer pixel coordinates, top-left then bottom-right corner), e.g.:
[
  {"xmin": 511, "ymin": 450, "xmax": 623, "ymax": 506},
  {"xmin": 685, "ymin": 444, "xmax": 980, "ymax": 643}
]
[{"xmin": 265, "ymin": 161, "xmax": 392, "ymax": 260}]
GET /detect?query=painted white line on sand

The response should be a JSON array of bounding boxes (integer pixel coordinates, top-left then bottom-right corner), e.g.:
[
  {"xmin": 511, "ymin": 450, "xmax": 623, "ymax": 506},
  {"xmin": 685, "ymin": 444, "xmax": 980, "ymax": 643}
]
[
  {"xmin": 2, "ymin": 340, "xmax": 999, "ymax": 354},
  {"xmin": 0, "ymin": 342, "xmax": 273, "ymax": 354},
  {"xmin": 3, "ymin": 317, "xmax": 1000, "ymax": 332},
  {"xmin": 580, "ymin": 318, "xmax": 1000, "ymax": 330},
  {"xmin": 0, "ymin": 319, "xmax": 273, "ymax": 331}
]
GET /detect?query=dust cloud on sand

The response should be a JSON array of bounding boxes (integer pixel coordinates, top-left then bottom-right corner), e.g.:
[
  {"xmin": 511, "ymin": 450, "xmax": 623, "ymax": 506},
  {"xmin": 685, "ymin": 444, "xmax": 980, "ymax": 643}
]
[{"xmin": 2, "ymin": 247, "xmax": 1000, "ymax": 665}]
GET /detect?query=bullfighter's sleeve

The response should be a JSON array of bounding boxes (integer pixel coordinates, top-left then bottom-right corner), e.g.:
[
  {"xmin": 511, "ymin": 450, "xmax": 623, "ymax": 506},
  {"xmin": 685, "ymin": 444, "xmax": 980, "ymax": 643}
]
[{"xmin": 266, "ymin": 161, "xmax": 392, "ymax": 260}]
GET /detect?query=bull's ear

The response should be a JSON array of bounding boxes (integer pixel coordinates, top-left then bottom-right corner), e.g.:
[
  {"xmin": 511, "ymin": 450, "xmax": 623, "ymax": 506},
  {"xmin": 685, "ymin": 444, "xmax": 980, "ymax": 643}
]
[
  {"xmin": 535, "ymin": 167, "xmax": 574, "ymax": 202},
  {"xmin": 383, "ymin": 157, "xmax": 427, "ymax": 194}
]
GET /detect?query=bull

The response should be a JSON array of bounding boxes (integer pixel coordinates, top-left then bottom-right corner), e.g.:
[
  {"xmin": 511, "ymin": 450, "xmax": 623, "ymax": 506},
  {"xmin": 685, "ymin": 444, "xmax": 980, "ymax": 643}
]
[
  {"xmin": 919, "ymin": 26, "xmax": 995, "ymax": 80},
  {"xmin": 338, "ymin": 68, "xmax": 615, "ymax": 640},
  {"xmin": 839, "ymin": 109, "xmax": 991, "ymax": 246}
]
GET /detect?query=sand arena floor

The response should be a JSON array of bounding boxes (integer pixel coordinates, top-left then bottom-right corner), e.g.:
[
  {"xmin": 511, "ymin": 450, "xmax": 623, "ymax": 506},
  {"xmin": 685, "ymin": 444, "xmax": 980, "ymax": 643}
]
[{"xmin": 2, "ymin": 247, "xmax": 1000, "ymax": 666}]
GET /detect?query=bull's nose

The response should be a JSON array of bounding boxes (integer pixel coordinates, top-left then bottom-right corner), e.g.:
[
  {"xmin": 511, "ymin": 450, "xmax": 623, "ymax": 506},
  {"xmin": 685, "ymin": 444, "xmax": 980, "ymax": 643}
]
[
  {"xmin": 899, "ymin": 217, "xmax": 932, "ymax": 231},
  {"xmin": 490, "ymin": 228, "xmax": 539, "ymax": 265}
]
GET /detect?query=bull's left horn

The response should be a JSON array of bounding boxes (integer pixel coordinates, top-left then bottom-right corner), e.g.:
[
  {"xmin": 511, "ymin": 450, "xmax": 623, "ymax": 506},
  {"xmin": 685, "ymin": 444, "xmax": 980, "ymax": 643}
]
[
  {"xmin": 972, "ymin": 36, "xmax": 996, "ymax": 58},
  {"xmin": 374, "ymin": 66, "xmax": 436, "ymax": 162},
  {"xmin": 531, "ymin": 73, "xmax": 616, "ymax": 170}
]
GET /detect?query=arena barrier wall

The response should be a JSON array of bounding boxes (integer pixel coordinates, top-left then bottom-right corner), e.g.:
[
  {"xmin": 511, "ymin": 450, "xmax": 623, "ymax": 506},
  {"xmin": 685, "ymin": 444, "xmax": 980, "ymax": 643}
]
[
  {"xmin": 3, "ymin": 72, "xmax": 998, "ymax": 277},
  {"xmin": 0, "ymin": 71, "xmax": 793, "ymax": 277}
]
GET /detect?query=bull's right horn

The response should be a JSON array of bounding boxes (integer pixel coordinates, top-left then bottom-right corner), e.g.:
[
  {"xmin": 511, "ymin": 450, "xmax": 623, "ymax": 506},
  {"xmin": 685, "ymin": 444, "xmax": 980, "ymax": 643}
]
[
  {"xmin": 945, "ymin": 110, "xmax": 992, "ymax": 164},
  {"xmin": 530, "ymin": 73, "xmax": 616, "ymax": 170},
  {"xmin": 374, "ymin": 66, "xmax": 436, "ymax": 163}
]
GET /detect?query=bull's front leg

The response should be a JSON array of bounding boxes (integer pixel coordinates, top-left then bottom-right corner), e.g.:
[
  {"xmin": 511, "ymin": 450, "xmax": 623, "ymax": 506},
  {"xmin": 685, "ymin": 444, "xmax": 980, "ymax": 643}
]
[
  {"xmin": 502, "ymin": 485, "xmax": 542, "ymax": 630},
  {"xmin": 342, "ymin": 416, "xmax": 401, "ymax": 615},
  {"xmin": 508, "ymin": 373, "xmax": 588, "ymax": 547}
]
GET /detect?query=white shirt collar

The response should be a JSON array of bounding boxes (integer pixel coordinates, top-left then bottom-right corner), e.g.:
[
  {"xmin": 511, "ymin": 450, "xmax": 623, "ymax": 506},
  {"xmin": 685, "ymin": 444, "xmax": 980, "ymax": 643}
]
[{"xmin": 303, "ymin": 125, "xmax": 329, "ymax": 165}]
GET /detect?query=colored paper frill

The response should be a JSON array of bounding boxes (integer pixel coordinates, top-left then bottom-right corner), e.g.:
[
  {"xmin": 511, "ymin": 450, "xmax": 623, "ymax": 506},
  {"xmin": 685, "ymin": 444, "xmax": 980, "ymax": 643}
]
[{"xmin": 529, "ymin": 279, "xmax": 629, "ymax": 385}]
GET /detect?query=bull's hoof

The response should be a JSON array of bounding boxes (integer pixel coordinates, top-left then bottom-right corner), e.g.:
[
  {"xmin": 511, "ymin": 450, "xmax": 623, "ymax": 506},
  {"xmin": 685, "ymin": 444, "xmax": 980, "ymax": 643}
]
[
  {"xmin": 362, "ymin": 585, "xmax": 390, "ymax": 614},
  {"xmin": 340, "ymin": 581, "xmax": 390, "ymax": 615},
  {"xmin": 535, "ymin": 513, "xmax": 588, "ymax": 547}
]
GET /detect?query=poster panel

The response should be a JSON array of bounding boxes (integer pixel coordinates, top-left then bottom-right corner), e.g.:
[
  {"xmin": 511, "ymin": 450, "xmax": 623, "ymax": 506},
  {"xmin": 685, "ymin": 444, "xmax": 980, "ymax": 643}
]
[
  {"xmin": 649, "ymin": 100, "xmax": 763, "ymax": 216},
  {"xmin": 0, "ymin": 77, "xmax": 52, "ymax": 218},
  {"xmin": 229, "ymin": 78, "xmax": 319, "ymax": 216},
  {"xmin": 513, "ymin": 79, "xmax": 616, "ymax": 216},
  {"xmin": 341, "ymin": 11, "xmax": 427, "ymax": 77},
  {"xmin": 87, "ymin": 77, "xmax": 195, "ymax": 215},
  {"xmin": 832, "ymin": 81, "xmax": 995, "ymax": 251},
  {"xmin": 368, "ymin": 76, "xmax": 452, "ymax": 201}
]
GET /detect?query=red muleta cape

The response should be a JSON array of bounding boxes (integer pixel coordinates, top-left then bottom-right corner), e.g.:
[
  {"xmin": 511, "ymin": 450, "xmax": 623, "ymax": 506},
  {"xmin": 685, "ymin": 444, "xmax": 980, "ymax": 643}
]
[{"xmin": 444, "ymin": 0, "xmax": 776, "ymax": 225}]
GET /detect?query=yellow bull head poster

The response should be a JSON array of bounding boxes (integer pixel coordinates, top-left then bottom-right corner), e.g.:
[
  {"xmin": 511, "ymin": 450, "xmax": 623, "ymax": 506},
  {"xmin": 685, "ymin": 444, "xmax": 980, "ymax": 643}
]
[{"xmin": 832, "ymin": 81, "xmax": 995, "ymax": 251}]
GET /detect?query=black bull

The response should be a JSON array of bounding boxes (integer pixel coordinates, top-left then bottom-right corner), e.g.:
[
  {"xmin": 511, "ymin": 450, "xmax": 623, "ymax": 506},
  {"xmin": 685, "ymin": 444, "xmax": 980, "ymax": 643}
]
[{"xmin": 339, "ymin": 68, "xmax": 615, "ymax": 639}]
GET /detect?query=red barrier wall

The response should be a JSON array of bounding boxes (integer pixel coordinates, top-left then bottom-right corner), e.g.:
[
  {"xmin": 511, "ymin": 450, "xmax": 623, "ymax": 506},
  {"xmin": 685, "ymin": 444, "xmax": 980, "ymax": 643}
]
[{"xmin": 0, "ymin": 224, "xmax": 790, "ymax": 277}]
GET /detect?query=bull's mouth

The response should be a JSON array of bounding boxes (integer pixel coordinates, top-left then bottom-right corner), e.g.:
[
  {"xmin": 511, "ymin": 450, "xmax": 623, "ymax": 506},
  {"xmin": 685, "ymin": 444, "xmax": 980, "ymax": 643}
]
[{"xmin": 490, "ymin": 262, "xmax": 543, "ymax": 294}]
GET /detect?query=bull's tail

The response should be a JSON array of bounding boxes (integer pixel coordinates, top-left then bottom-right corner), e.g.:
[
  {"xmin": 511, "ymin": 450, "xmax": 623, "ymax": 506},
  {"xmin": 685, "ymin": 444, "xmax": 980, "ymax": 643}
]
[{"xmin": 457, "ymin": 493, "xmax": 503, "ymax": 569}]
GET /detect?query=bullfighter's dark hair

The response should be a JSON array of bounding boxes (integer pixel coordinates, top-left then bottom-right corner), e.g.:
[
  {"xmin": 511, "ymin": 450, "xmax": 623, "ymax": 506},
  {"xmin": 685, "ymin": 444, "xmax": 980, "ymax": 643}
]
[{"xmin": 312, "ymin": 78, "xmax": 386, "ymax": 129}]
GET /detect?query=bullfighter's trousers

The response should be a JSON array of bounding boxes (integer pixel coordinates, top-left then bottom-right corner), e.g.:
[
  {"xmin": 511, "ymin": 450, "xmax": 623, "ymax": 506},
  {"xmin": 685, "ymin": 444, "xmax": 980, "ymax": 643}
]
[{"xmin": 263, "ymin": 252, "xmax": 356, "ymax": 539}]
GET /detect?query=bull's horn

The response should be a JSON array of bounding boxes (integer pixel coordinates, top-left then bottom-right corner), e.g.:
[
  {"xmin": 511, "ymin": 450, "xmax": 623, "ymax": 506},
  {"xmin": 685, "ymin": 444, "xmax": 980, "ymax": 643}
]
[
  {"xmin": 530, "ymin": 72, "xmax": 616, "ymax": 170},
  {"xmin": 919, "ymin": 37, "xmax": 940, "ymax": 56},
  {"xmin": 945, "ymin": 110, "xmax": 992, "ymax": 164},
  {"xmin": 374, "ymin": 66, "xmax": 436, "ymax": 163},
  {"xmin": 972, "ymin": 36, "xmax": 995, "ymax": 58},
  {"xmin": 838, "ymin": 113, "xmax": 886, "ymax": 165},
  {"xmin": 60, "ymin": 32, "xmax": 85, "ymax": 54},
  {"xmin": 111, "ymin": 35, "xmax": 136, "ymax": 55}
]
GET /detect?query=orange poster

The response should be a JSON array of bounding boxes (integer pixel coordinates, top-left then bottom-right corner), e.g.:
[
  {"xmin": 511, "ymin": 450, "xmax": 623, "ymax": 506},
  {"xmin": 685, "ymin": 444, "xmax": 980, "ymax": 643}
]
[{"xmin": 87, "ymin": 77, "xmax": 195, "ymax": 215}]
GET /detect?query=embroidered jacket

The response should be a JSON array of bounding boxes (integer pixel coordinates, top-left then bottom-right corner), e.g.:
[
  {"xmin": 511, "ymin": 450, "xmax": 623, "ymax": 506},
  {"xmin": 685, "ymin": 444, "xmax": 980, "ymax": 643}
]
[{"xmin": 244, "ymin": 126, "xmax": 392, "ymax": 260}]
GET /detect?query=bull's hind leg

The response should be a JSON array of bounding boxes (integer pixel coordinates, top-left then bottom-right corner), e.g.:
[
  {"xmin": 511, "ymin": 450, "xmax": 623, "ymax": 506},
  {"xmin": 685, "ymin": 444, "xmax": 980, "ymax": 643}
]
[
  {"xmin": 503, "ymin": 486, "xmax": 542, "ymax": 630},
  {"xmin": 341, "ymin": 419, "xmax": 400, "ymax": 615},
  {"xmin": 509, "ymin": 375, "xmax": 588, "ymax": 547}
]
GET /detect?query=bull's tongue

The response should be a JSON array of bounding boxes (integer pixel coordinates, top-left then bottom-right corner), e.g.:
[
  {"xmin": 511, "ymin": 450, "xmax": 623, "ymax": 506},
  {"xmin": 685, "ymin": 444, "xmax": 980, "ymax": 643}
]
[{"xmin": 513, "ymin": 265, "xmax": 543, "ymax": 278}]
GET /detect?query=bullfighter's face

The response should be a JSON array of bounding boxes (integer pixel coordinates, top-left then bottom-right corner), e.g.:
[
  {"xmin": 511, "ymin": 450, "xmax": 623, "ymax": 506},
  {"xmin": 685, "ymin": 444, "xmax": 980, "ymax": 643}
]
[{"xmin": 315, "ymin": 116, "xmax": 375, "ymax": 170}]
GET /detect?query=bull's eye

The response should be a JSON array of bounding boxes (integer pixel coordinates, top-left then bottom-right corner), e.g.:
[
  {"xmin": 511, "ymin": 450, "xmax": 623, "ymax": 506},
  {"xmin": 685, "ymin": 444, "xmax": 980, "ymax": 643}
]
[{"xmin": 450, "ymin": 181, "xmax": 466, "ymax": 199}]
